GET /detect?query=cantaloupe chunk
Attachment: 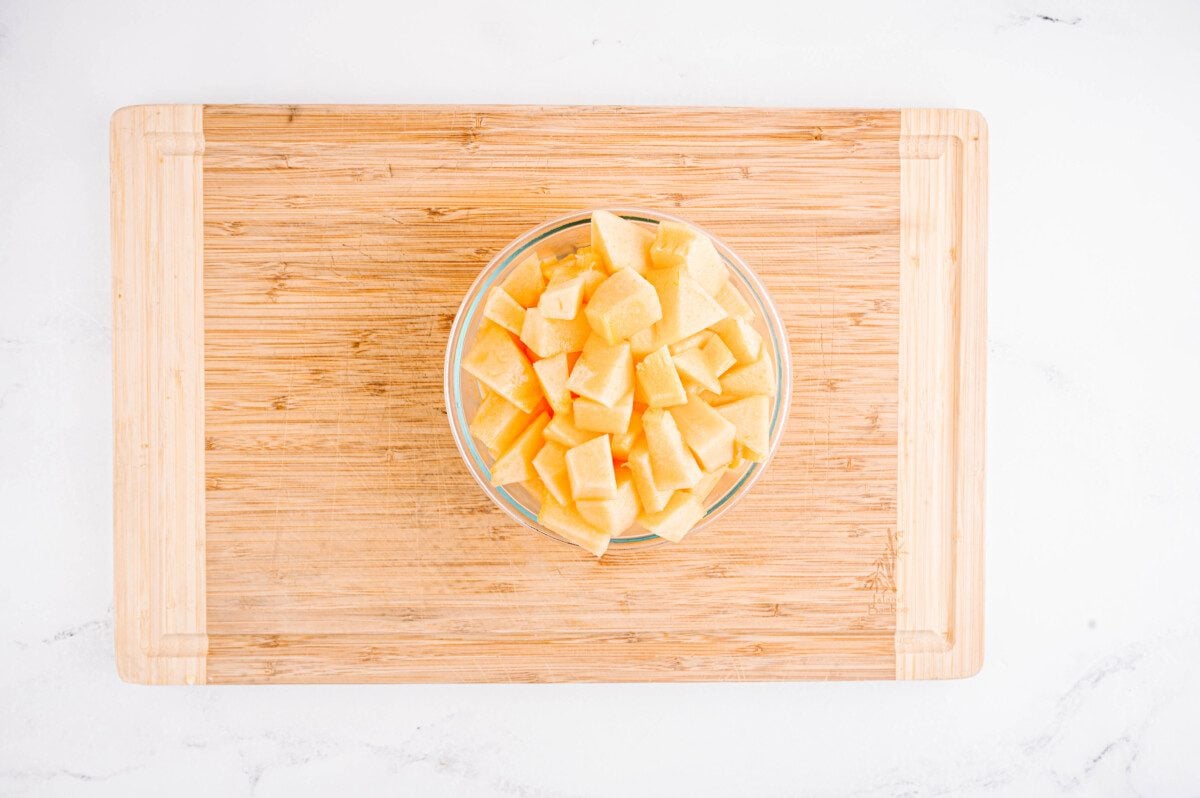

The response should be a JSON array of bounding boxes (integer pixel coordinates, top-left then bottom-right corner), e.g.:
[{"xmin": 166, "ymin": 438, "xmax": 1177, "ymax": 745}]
[
  {"xmin": 639, "ymin": 492, "xmax": 705, "ymax": 543},
  {"xmin": 566, "ymin": 335, "xmax": 633, "ymax": 408},
  {"xmin": 584, "ymin": 268, "xmax": 662, "ymax": 344},
  {"xmin": 538, "ymin": 272, "xmax": 585, "ymax": 320},
  {"xmin": 627, "ymin": 440, "xmax": 673, "ymax": 514},
  {"xmin": 532, "ymin": 440, "xmax": 572, "ymax": 505},
  {"xmin": 697, "ymin": 389, "xmax": 737, "ymax": 407},
  {"xmin": 670, "ymin": 394, "xmax": 737, "ymax": 471},
  {"xmin": 489, "ymin": 412, "xmax": 550, "ymax": 485},
  {"xmin": 687, "ymin": 467, "xmax": 725, "ymax": 502},
  {"xmin": 719, "ymin": 352, "xmax": 776, "ymax": 396},
  {"xmin": 641, "ymin": 408, "xmax": 702, "ymax": 491},
  {"xmin": 531, "ymin": 352, "xmax": 571, "ymax": 414},
  {"xmin": 463, "ymin": 325, "xmax": 543, "ymax": 413},
  {"xmin": 668, "ymin": 330, "xmax": 713, "ymax": 356},
  {"xmin": 672, "ymin": 346, "xmax": 721, "ymax": 394},
  {"xmin": 539, "ymin": 496, "xmax": 610, "ymax": 557},
  {"xmin": 628, "ymin": 325, "xmax": 660, "ymax": 358},
  {"xmin": 610, "ymin": 411, "xmax": 642, "ymax": 460},
  {"xmin": 715, "ymin": 281, "xmax": 755, "ymax": 320},
  {"xmin": 482, "ymin": 287, "xmax": 526, "ymax": 335},
  {"xmin": 710, "ymin": 316, "xmax": 762, "ymax": 365},
  {"xmin": 649, "ymin": 221, "xmax": 729, "ymax": 297},
  {"xmin": 701, "ymin": 334, "xmax": 736, "ymax": 378},
  {"xmin": 520, "ymin": 307, "xmax": 590, "ymax": 359},
  {"xmin": 591, "ymin": 210, "xmax": 654, "ymax": 274},
  {"xmin": 500, "ymin": 253, "xmax": 546, "ymax": 308},
  {"xmin": 635, "ymin": 345, "xmax": 688, "ymax": 408},
  {"xmin": 540, "ymin": 254, "xmax": 563, "ymax": 281},
  {"xmin": 576, "ymin": 469, "xmax": 640, "ymax": 538},
  {"xmin": 543, "ymin": 409, "xmax": 597, "ymax": 448},
  {"xmin": 469, "ymin": 392, "xmax": 542, "ymax": 456},
  {"xmin": 646, "ymin": 266, "xmax": 727, "ymax": 346},
  {"xmin": 551, "ymin": 259, "xmax": 606, "ymax": 300},
  {"xmin": 716, "ymin": 394, "xmax": 771, "ymax": 461},
  {"xmin": 574, "ymin": 391, "xmax": 633, "ymax": 435},
  {"xmin": 565, "ymin": 434, "xmax": 617, "ymax": 500}
]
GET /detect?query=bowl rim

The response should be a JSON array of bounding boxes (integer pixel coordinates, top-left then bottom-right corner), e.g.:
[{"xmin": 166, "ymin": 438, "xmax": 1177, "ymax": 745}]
[{"xmin": 444, "ymin": 208, "xmax": 792, "ymax": 551}]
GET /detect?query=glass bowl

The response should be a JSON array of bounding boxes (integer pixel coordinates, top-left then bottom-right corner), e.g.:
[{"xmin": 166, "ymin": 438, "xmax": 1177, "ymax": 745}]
[{"xmin": 444, "ymin": 209, "xmax": 791, "ymax": 553}]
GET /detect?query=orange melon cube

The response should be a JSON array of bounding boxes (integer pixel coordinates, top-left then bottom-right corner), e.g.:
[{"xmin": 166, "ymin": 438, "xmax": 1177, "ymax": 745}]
[
  {"xmin": 482, "ymin": 287, "xmax": 526, "ymax": 335},
  {"xmin": 701, "ymin": 334, "xmax": 737, "ymax": 378},
  {"xmin": 610, "ymin": 412, "xmax": 643, "ymax": 460},
  {"xmin": 641, "ymin": 407, "xmax": 702, "ymax": 491},
  {"xmin": 645, "ymin": 266, "xmax": 727, "ymax": 346},
  {"xmin": 539, "ymin": 495, "xmax": 610, "ymax": 557},
  {"xmin": 626, "ymin": 440, "xmax": 673, "ymax": 514},
  {"xmin": 565, "ymin": 335, "xmax": 633, "ymax": 408},
  {"xmin": 668, "ymin": 329, "xmax": 713, "ymax": 355},
  {"xmin": 719, "ymin": 353, "xmax": 776, "ymax": 396},
  {"xmin": 672, "ymin": 346, "xmax": 722, "ymax": 394},
  {"xmin": 576, "ymin": 469, "xmax": 640, "ymax": 538},
  {"xmin": 500, "ymin": 253, "xmax": 546, "ymax": 308},
  {"xmin": 710, "ymin": 316, "xmax": 762, "ymax": 365},
  {"xmin": 469, "ymin": 392, "xmax": 541, "ymax": 456},
  {"xmin": 531, "ymin": 352, "xmax": 572, "ymax": 414},
  {"xmin": 463, "ymin": 324, "xmax": 543, "ymax": 413},
  {"xmin": 648, "ymin": 220, "xmax": 729, "ymax": 297},
  {"xmin": 591, "ymin": 210, "xmax": 654, "ymax": 275},
  {"xmin": 670, "ymin": 394, "xmax": 737, "ymax": 471},
  {"xmin": 716, "ymin": 394, "xmax": 771, "ymax": 461},
  {"xmin": 635, "ymin": 345, "xmax": 688, "ymax": 408},
  {"xmin": 532, "ymin": 440, "xmax": 572, "ymax": 505},
  {"xmin": 715, "ymin": 281, "xmax": 755, "ymax": 320},
  {"xmin": 519, "ymin": 307, "xmax": 590, "ymax": 359},
  {"xmin": 565, "ymin": 434, "xmax": 617, "ymax": 500},
  {"xmin": 687, "ymin": 467, "xmax": 725, "ymax": 502},
  {"xmin": 584, "ymin": 268, "xmax": 662, "ymax": 344},
  {"xmin": 639, "ymin": 492, "xmax": 706, "ymax": 543},
  {"xmin": 538, "ymin": 272, "xmax": 586, "ymax": 320},
  {"xmin": 574, "ymin": 391, "xmax": 634, "ymax": 435},
  {"xmin": 543, "ymin": 409, "xmax": 597, "ymax": 448},
  {"xmin": 489, "ymin": 412, "xmax": 550, "ymax": 486}
]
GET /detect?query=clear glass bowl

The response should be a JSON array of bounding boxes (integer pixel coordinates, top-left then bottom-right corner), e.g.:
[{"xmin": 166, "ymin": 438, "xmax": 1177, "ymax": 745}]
[{"xmin": 444, "ymin": 209, "xmax": 791, "ymax": 553}]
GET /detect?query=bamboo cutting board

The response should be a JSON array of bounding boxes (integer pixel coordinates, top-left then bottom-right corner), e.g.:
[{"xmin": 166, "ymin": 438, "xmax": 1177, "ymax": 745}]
[{"xmin": 112, "ymin": 105, "xmax": 986, "ymax": 684}]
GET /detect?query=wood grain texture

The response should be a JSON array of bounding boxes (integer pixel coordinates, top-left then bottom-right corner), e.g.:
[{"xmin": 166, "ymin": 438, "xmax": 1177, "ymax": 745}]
[
  {"xmin": 111, "ymin": 105, "xmax": 208, "ymax": 684},
  {"xmin": 111, "ymin": 104, "xmax": 986, "ymax": 683},
  {"xmin": 896, "ymin": 109, "xmax": 988, "ymax": 679}
]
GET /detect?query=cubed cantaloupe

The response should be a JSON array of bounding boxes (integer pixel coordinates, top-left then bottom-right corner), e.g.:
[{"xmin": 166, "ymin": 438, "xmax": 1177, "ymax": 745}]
[
  {"xmin": 574, "ymin": 390, "xmax": 633, "ymax": 435},
  {"xmin": 543, "ymin": 409, "xmax": 597, "ymax": 448},
  {"xmin": 576, "ymin": 469, "xmax": 640, "ymax": 538},
  {"xmin": 646, "ymin": 266, "xmax": 727, "ymax": 346},
  {"xmin": 591, "ymin": 210, "xmax": 654, "ymax": 275},
  {"xmin": 531, "ymin": 352, "xmax": 571, "ymax": 414},
  {"xmin": 539, "ymin": 496, "xmax": 610, "ymax": 557},
  {"xmin": 715, "ymin": 281, "xmax": 755, "ymax": 320},
  {"xmin": 649, "ymin": 220, "xmax": 729, "ymax": 297},
  {"xmin": 697, "ymin": 389, "xmax": 737, "ymax": 407},
  {"xmin": 701, "ymin": 334, "xmax": 736, "ymax": 378},
  {"xmin": 719, "ymin": 352, "xmax": 776, "ymax": 396},
  {"xmin": 668, "ymin": 329, "xmax": 713, "ymax": 356},
  {"xmin": 565, "ymin": 334, "xmax": 633, "ymax": 408},
  {"xmin": 610, "ymin": 411, "xmax": 642, "ymax": 460},
  {"xmin": 628, "ymin": 325, "xmax": 660, "ymax": 358},
  {"xmin": 469, "ymin": 392, "xmax": 542, "ymax": 456},
  {"xmin": 672, "ymin": 346, "xmax": 722, "ymax": 394},
  {"xmin": 482, "ymin": 287, "xmax": 526, "ymax": 335},
  {"xmin": 687, "ymin": 467, "xmax": 725, "ymax": 502},
  {"xmin": 532, "ymin": 440, "xmax": 572, "ymax": 505},
  {"xmin": 639, "ymin": 492, "xmax": 706, "ymax": 543},
  {"xmin": 551, "ymin": 259, "xmax": 606, "ymax": 300},
  {"xmin": 584, "ymin": 268, "xmax": 662, "ymax": 344},
  {"xmin": 716, "ymin": 394, "xmax": 771, "ymax": 461},
  {"xmin": 635, "ymin": 345, "xmax": 688, "ymax": 408},
  {"xmin": 500, "ymin": 253, "xmax": 546, "ymax": 307},
  {"xmin": 463, "ymin": 324, "xmax": 543, "ymax": 413},
  {"xmin": 489, "ymin": 412, "xmax": 550, "ymax": 485},
  {"xmin": 538, "ymin": 272, "xmax": 585, "ymax": 320},
  {"xmin": 641, "ymin": 407, "xmax": 702, "ymax": 491},
  {"xmin": 670, "ymin": 394, "xmax": 737, "ymax": 471},
  {"xmin": 520, "ymin": 307, "xmax": 591, "ymax": 359},
  {"xmin": 627, "ymin": 440, "xmax": 673, "ymax": 514},
  {"xmin": 710, "ymin": 316, "xmax": 762, "ymax": 365},
  {"xmin": 565, "ymin": 434, "xmax": 617, "ymax": 500}
]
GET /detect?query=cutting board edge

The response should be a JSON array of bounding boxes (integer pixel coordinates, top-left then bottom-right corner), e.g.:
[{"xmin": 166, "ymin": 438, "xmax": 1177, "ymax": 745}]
[{"xmin": 112, "ymin": 104, "xmax": 208, "ymax": 684}]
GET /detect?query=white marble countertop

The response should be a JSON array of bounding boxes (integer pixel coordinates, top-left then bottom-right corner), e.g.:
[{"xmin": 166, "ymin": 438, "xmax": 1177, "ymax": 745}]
[{"xmin": 3, "ymin": 0, "xmax": 1199, "ymax": 794}]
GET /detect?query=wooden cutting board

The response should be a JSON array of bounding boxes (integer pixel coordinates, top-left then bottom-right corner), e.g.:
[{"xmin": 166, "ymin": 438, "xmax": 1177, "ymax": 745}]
[{"xmin": 111, "ymin": 105, "xmax": 986, "ymax": 684}]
